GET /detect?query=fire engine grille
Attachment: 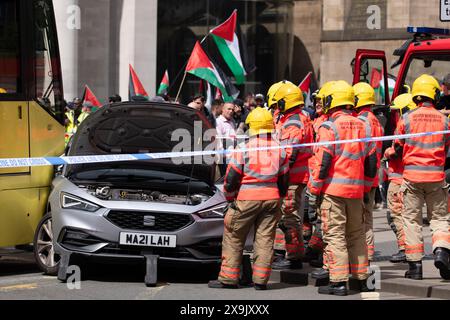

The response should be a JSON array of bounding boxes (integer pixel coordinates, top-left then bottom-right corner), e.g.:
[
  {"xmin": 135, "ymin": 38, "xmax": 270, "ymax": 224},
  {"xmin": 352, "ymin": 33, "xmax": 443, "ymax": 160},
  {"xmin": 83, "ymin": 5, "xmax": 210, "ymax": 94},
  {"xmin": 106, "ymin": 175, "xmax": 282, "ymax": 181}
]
[{"xmin": 106, "ymin": 211, "xmax": 194, "ymax": 232}]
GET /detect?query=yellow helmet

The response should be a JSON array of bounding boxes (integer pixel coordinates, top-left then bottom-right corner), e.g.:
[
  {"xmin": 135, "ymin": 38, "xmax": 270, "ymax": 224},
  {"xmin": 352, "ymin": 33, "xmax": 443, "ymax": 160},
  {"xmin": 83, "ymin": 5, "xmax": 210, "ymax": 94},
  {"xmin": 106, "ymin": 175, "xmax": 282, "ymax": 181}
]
[
  {"xmin": 245, "ymin": 107, "xmax": 275, "ymax": 137},
  {"xmin": 0, "ymin": 88, "xmax": 7, "ymax": 94},
  {"xmin": 411, "ymin": 74, "xmax": 441, "ymax": 103},
  {"xmin": 323, "ymin": 80, "xmax": 355, "ymax": 113},
  {"xmin": 266, "ymin": 81, "xmax": 286, "ymax": 109},
  {"xmin": 353, "ymin": 82, "xmax": 376, "ymax": 108},
  {"xmin": 390, "ymin": 93, "xmax": 417, "ymax": 115},
  {"xmin": 269, "ymin": 81, "xmax": 304, "ymax": 113}
]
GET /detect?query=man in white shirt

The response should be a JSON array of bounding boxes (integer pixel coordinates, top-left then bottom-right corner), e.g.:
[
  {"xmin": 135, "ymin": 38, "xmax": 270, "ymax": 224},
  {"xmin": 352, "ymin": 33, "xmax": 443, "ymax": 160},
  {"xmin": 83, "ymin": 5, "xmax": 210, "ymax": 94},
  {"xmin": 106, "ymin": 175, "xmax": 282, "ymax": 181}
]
[{"xmin": 216, "ymin": 103, "xmax": 237, "ymax": 175}]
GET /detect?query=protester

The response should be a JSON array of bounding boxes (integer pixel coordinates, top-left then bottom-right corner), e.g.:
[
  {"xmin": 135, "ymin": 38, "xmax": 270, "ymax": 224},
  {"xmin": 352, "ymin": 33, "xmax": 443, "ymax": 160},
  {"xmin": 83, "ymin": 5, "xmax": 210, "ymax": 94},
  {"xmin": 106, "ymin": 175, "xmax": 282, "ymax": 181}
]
[
  {"xmin": 233, "ymin": 98, "xmax": 248, "ymax": 134},
  {"xmin": 211, "ymin": 99, "xmax": 224, "ymax": 120},
  {"xmin": 108, "ymin": 94, "xmax": 122, "ymax": 104},
  {"xmin": 255, "ymin": 93, "xmax": 265, "ymax": 108},
  {"xmin": 437, "ymin": 73, "xmax": 450, "ymax": 115},
  {"xmin": 190, "ymin": 94, "xmax": 216, "ymax": 127},
  {"xmin": 216, "ymin": 102, "xmax": 237, "ymax": 176}
]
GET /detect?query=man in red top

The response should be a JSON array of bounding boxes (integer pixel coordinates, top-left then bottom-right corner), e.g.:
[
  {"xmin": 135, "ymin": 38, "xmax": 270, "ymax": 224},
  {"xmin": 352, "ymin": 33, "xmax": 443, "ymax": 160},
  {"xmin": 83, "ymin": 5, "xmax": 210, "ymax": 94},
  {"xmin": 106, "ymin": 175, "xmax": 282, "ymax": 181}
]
[
  {"xmin": 309, "ymin": 80, "xmax": 377, "ymax": 295},
  {"xmin": 267, "ymin": 81, "xmax": 314, "ymax": 270},
  {"xmin": 394, "ymin": 74, "xmax": 450, "ymax": 280},
  {"xmin": 353, "ymin": 82, "xmax": 384, "ymax": 262},
  {"xmin": 208, "ymin": 107, "xmax": 289, "ymax": 290}
]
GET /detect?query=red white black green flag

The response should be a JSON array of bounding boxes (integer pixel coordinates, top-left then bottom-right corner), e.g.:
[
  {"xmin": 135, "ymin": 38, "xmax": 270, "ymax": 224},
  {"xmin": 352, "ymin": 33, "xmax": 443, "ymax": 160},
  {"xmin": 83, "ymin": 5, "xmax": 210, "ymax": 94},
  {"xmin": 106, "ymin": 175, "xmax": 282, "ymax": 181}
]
[
  {"xmin": 157, "ymin": 69, "xmax": 169, "ymax": 95},
  {"xmin": 186, "ymin": 41, "xmax": 239, "ymax": 102},
  {"xmin": 129, "ymin": 64, "xmax": 149, "ymax": 100},
  {"xmin": 210, "ymin": 10, "xmax": 246, "ymax": 85}
]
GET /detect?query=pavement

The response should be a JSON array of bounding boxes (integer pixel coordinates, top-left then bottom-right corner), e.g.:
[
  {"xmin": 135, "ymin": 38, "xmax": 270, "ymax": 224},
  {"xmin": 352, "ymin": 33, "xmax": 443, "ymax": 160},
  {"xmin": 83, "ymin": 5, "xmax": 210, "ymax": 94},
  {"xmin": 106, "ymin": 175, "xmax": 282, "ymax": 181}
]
[
  {"xmin": 0, "ymin": 206, "xmax": 448, "ymax": 300},
  {"xmin": 271, "ymin": 205, "xmax": 450, "ymax": 299}
]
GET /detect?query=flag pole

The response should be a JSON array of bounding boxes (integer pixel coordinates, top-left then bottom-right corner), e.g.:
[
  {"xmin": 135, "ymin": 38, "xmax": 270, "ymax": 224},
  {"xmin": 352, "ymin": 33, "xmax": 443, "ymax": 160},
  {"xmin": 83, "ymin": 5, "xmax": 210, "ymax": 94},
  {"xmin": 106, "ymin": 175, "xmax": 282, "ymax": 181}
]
[{"xmin": 175, "ymin": 71, "xmax": 187, "ymax": 103}]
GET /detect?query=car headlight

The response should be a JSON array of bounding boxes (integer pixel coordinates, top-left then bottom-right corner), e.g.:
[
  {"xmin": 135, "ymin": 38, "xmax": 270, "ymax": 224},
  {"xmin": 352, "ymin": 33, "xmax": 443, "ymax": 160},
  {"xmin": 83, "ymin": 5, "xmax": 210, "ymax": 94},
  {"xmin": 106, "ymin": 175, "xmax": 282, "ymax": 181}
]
[
  {"xmin": 61, "ymin": 193, "xmax": 100, "ymax": 212},
  {"xmin": 196, "ymin": 204, "xmax": 227, "ymax": 219}
]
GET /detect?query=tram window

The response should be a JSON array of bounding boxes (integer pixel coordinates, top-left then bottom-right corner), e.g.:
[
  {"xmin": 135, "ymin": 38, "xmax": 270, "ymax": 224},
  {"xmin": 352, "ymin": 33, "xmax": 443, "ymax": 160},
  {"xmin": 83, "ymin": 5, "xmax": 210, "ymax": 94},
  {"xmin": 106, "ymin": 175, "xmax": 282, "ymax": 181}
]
[
  {"xmin": 0, "ymin": 0, "xmax": 20, "ymax": 94},
  {"xmin": 34, "ymin": 0, "xmax": 59, "ymax": 115}
]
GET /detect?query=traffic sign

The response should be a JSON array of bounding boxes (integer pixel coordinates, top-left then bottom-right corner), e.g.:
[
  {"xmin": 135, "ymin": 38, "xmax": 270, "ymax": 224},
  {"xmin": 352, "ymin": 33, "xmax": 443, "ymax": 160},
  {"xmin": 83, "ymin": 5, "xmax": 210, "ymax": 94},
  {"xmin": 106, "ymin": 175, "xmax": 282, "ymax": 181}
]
[{"xmin": 441, "ymin": 0, "xmax": 450, "ymax": 21}]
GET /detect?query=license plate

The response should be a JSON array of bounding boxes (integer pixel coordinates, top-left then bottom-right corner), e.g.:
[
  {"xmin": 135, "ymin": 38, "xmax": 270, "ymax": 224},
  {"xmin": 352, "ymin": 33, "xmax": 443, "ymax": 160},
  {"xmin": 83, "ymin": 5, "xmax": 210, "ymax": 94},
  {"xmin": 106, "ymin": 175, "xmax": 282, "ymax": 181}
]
[{"xmin": 119, "ymin": 232, "xmax": 176, "ymax": 248}]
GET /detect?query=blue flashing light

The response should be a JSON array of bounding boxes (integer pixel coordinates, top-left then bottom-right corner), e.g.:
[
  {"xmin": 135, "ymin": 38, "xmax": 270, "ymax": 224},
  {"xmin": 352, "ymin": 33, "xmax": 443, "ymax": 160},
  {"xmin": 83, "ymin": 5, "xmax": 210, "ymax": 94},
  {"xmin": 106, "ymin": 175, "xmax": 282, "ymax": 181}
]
[{"xmin": 407, "ymin": 26, "xmax": 450, "ymax": 36}]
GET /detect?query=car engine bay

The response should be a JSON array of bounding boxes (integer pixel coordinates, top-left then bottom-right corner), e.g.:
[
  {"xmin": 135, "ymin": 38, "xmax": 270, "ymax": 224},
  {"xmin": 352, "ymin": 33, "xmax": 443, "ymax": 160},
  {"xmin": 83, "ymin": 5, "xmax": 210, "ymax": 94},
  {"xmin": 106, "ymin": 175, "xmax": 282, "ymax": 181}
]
[{"xmin": 80, "ymin": 185, "xmax": 210, "ymax": 205}]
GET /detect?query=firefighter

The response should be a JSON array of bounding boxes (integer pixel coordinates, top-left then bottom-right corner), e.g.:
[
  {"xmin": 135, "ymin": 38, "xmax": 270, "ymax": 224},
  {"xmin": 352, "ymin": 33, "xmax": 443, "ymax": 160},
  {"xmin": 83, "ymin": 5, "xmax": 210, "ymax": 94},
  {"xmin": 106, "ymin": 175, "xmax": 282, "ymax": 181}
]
[
  {"xmin": 384, "ymin": 94, "xmax": 417, "ymax": 263},
  {"xmin": 353, "ymin": 82, "xmax": 384, "ymax": 262},
  {"xmin": 308, "ymin": 80, "xmax": 377, "ymax": 295},
  {"xmin": 394, "ymin": 74, "xmax": 450, "ymax": 280},
  {"xmin": 306, "ymin": 81, "xmax": 335, "ymax": 269},
  {"xmin": 208, "ymin": 107, "xmax": 290, "ymax": 290},
  {"xmin": 266, "ymin": 81, "xmax": 314, "ymax": 270}
]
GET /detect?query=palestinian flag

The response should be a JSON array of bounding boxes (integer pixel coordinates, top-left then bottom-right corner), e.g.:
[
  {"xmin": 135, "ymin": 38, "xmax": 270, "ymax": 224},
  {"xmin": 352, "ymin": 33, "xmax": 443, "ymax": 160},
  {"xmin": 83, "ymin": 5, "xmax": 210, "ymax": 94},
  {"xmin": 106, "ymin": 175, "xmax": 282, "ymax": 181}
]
[
  {"xmin": 186, "ymin": 41, "xmax": 239, "ymax": 103},
  {"xmin": 215, "ymin": 87, "xmax": 223, "ymax": 100},
  {"xmin": 299, "ymin": 72, "xmax": 317, "ymax": 108},
  {"xmin": 370, "ymin": 68, "xmax": 383, "ymax": 88},
  {"xmin": 129, "ymin": 64, "xmax": 149, "ymax": 101},
  {"xmin": 157, "ymin": 69, "xmax": 169, "ymax": 95},
  {"xmin": 82, "ymin": 85, "xmax": 102, "ymax": 111},
  {"xmin": 210, "ymin": 10, "xmax": 246, "ymax": 85}
]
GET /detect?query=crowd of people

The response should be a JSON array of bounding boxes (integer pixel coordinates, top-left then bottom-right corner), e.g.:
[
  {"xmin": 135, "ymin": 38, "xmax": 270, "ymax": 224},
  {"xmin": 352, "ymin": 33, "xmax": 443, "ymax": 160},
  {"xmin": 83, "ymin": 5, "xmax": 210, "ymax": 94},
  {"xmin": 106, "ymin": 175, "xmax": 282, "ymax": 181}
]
[{"xmin": 207, "ymin": 75, "xmax": 450, "ymax": 295}]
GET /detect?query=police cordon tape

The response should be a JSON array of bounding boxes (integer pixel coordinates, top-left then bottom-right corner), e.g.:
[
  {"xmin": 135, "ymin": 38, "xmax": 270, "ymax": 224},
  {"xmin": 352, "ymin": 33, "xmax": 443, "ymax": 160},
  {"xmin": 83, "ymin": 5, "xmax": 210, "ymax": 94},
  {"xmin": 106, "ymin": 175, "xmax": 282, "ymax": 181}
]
[{"xmin": 1, "ymin": 130, "xmax": 450, "ymax": 169}]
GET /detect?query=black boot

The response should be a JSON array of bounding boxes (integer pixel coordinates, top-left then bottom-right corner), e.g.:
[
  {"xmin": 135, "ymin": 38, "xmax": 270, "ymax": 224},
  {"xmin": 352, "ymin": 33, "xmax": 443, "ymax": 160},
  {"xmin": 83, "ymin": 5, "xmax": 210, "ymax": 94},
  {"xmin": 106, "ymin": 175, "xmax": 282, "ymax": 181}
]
[
  {"xmin": 208, "ymin": 280, "xmax": 239, "ymax": 289},
  {"xmin": 309, "ymin": 253, "xmax": 324, "ymax": 268},
  {"xmin": 254, "ymin": 283, "xmax": 268, "ymax": 291},
  {"xmin": 358, "ymin": 279, "xmax": 375, "ymax": 292},
  {"xmin": 272, "ymin": 256, "xmax": 303, "ymax": 270},
  {"xmin": 318, "ymin": 281, "xmax": 347, "ymax": 296},
  {"xmin": 405, "ymin": 261, "xmax": 423, "ymax": 280},
  {"xmin": 390, "ymin": 250, "xmax": 406, "ymax": 263},
  {"xmin": 311, "ymin": 268, "xmax": 329, "ymax": 280},
  {"xmin": 434, "ymin": 247, "xmax": 450, "ymax": 280}
]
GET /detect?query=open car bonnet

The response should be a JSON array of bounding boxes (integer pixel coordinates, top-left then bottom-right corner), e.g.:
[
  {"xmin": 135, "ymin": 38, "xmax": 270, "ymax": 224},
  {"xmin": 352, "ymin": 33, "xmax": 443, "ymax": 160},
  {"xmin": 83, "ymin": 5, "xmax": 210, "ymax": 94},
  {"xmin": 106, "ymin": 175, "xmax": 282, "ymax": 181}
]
[{"xmin": 65, "ymin": 102, "xmax": 217, "ymax": 185}]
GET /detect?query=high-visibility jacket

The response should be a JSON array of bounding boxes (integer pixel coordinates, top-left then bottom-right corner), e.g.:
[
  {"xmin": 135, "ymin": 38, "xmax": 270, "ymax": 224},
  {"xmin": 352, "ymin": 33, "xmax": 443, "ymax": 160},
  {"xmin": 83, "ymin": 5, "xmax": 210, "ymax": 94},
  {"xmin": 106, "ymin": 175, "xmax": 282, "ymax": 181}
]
[
  {"xmin": 357, "ymin": 107, "xmax": 384, "ymax": 188},
  {"xmin": 77, "ymin": 111, "xmax": 90, "ymax": 125},
  {"xmin": 308, "ymin": 109, "xmax": 377, "ymax": 199},
  {"xmin": 223, "ymin": 135, "xmax": 290, "ymax": 201},
  {"xmin": 65, "ymin": 110, "xmax": 76, "ymax": 134},
  {"xmin": 275, "ymin": 108, "xmax": 313, "ymax": 185},
  {"xmin": 313, "ymin": 114, "xmax": 329, "ymax": 135},
  {"xmin": 395, "ymin": 102, "xmax": 450, "ymax": 183},
  {"xmin": 384, "ymin": 146, "xmax": 403, "ymax": 185}
]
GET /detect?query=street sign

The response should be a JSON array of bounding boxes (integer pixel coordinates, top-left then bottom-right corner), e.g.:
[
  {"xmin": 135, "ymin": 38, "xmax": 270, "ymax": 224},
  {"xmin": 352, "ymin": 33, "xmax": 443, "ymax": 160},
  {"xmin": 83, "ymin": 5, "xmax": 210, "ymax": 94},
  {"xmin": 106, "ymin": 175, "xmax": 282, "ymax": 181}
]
[{"xmin": 441, "ymin": 0, "xmax": 450, "ymax": 21}]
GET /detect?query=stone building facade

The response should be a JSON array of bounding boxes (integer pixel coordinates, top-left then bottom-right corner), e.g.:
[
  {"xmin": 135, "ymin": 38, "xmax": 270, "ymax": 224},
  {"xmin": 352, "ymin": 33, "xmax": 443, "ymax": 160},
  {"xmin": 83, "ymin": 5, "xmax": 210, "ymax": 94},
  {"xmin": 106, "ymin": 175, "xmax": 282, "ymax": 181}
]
[{"xmin": 54, "ymin": 0, "xmax": 448, "ymax": 103}]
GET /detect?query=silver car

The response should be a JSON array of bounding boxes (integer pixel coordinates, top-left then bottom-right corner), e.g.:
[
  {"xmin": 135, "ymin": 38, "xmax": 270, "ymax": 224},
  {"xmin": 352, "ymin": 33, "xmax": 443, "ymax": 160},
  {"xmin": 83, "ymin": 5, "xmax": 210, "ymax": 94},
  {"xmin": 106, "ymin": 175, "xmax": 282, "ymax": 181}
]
[{"xmin": 33, "ymin": 102, "xmax": 228, "ymax": 286}]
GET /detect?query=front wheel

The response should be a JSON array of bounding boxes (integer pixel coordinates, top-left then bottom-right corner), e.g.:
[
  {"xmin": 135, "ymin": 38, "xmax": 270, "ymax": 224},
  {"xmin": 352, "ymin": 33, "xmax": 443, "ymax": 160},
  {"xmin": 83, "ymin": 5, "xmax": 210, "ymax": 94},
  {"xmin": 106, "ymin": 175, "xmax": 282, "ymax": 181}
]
[{"xmin": 33, "ymin": 213, "xmax": 60, "ymax": 275}]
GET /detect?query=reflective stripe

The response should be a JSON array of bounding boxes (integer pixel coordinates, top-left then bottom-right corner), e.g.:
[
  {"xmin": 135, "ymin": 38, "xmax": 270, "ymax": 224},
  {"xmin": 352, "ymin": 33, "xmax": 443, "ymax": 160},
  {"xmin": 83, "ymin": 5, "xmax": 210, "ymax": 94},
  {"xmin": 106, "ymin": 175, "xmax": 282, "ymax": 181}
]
[
  {"xmin": 244, "ymin": 166, "xmax": 279, "ymax": 180},
  {"xmin": 406, "ymin": 140, "xmax": 445, "ymax": 149},
  {"xmin": 240, "ymin": 182, "xmax": 278, "ymax": 190},
  {"xmin": 389, "ymin": 172, "xmax": 403, "ymax": 179},
  {"xmin": 310, "ymin": 177, "xmax": 323, "ymax": 189},
  {"xmin": 283, "ymin": 119, "xmax": 304, "ymax": 130},
  {"xmin": 341, "ymin": 150, "xmax": 365, "ymax": 160},
  {"xmin": 325, "ymin": 178, "xmax": 366, "ymax": 186},
  {"xmin": 404, "ymin": 165, "xmax": 444, "ymax": 172},
  {"xmin": 358, "ymin": 115, "xmax": 376, "ymax": 157}
]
